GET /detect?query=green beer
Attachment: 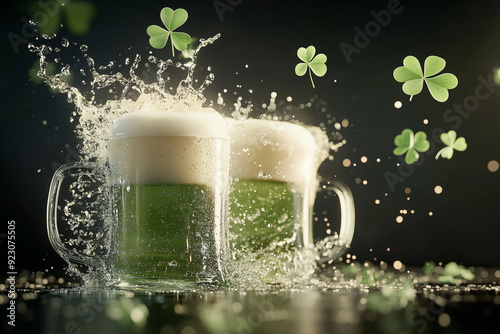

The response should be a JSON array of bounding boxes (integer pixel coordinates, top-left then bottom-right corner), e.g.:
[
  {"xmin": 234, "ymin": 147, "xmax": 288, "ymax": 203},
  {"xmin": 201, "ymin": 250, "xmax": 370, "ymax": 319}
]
[
  {"xmin": 229, "ymin": 179, "xmax": 306, "ymax": 253},
  {"xmin": 227, "ymin": 119, "xmax": 321, "ymax": 256},
  {"xmin": 107, "ymin": 111, "xmax": 230, "ymax": 286},
  {"xmin": 111, "ymin": 183, "xmax": 215, "ymax": 279}
]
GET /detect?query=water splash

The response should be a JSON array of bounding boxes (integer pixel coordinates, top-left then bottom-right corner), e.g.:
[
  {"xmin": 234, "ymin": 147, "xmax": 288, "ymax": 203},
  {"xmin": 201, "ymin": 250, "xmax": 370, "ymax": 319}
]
[{"xmin": 32, "ymin": 30, "xmax": 349, "ymax": 291}]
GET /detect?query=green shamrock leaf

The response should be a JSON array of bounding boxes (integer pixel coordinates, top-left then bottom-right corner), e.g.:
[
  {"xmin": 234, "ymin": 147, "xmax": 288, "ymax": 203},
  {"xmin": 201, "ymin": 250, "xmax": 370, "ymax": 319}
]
[
  {"xmin": 494, "ymin": 67, "xmax": 500, "ymax": 85},
  {"xmin": 393, "ymin": 56, "xmax": 458, "ymax": 102},
  {"xmin": 435, "ymin": 130, "xmax": 467, "ymax": 160},
  {"xmin": 437, "ymin": 262, "xmax": 474, "ymax": 284},
  {"xmin": 295, "ymin": 46, "xmax": 327, "ymax": 88},
  {"xmin": 422, "ymin": 261, "xmax": 436, "ymax": 276},
  {"xmin": 27, "ymin": 0, "xmax": 96, "ymax": 36},
  {"xmin": 63, "ymin": 1, "xmax": 97, "ymax": 35},
  {"xmin": 393, "ymin": 129, "xmax": 430, "ymax": 165},
  {"xmin": 147, "ymin": 7, "xmax": 192, "ymax": 57}
]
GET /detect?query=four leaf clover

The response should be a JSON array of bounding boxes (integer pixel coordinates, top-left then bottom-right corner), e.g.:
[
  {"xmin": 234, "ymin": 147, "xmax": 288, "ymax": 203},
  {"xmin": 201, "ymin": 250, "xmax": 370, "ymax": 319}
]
[
  {"xmin": 393, "ymin": 129, "xmax": 430, "ymax": 165},
  {"xmin": 147, "ymin": 7, "xmax": 192, "ymax": 57},
  {"xmin": 393, "ymin": 56, "xmax": 458, "ymax": 102},
  {"xmin": 435, "ymin": 130, "xmax": 467, "ymax": 160},
  {"xmin": 295, "ymin": 46, "xmax": 327, "ymax": 88}
]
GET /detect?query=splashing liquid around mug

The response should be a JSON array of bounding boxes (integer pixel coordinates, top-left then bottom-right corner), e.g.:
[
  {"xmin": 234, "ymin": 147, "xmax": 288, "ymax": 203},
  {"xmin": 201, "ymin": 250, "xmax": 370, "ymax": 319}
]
[{"xmin": 32, "ymin": 30, "xmax": 346, "ymax": 290}]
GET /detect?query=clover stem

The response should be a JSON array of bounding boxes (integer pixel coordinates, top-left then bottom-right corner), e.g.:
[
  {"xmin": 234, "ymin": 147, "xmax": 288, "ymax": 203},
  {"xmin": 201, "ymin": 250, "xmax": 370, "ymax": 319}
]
[
  {"xmin": 171, "ymin": 42, "xmax": 175, "ymax": 57},
  {"xmin": 435, "ymin": 149, "xmax": 443, "ymax": 160},
  {"xmin": 308, "ymin": 67, "xmax": 315, "ymax": 89},
  {"xmin": 409, "ymin": 95, "xmax": 413, "ymax": 101}
]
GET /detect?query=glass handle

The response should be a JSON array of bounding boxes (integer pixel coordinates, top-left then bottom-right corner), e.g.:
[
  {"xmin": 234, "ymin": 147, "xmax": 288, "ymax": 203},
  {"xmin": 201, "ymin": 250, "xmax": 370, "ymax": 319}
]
[
  {"xmin": 319, "ymin": 179, "xmax": 355, "ymax": 261},
  {"xmin": 46, "ymin": 162, "xmax": 99, "ymax": 266}
]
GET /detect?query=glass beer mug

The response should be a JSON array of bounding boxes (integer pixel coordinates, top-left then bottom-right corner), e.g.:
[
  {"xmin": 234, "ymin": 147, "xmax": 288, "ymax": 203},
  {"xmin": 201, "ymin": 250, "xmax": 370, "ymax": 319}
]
[
  {"xmin": 47, "ymin": 110, "xmax": 231, "ymax": 288},
  {"xmin": 227, "ymin": 119, "xmax": 355, "ymax": 280}
]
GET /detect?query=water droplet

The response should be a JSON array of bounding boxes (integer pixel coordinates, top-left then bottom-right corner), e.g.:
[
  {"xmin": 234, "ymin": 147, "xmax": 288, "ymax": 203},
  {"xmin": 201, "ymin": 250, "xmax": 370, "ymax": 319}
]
[
  {"xmin": 61, "ymin": 65, "xmax": 70, "ymax": 76},
  {"xmin": 27, "ymin": 43, "xmax": 37, "ymax": 52}
]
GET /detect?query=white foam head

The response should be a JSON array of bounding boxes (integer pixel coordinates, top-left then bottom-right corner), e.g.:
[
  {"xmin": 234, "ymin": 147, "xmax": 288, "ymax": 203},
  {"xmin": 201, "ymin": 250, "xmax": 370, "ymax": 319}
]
[
  {"xmin": 227, "ymin": 119, "xmax": 319, "ymax": 184},
  {"xmin": 108, "ymin": 110, "xmax": 229, "ymax": 185},
  {"xmin": 110, "ymin": 110, "xmax": 229, "ymax": 140}
]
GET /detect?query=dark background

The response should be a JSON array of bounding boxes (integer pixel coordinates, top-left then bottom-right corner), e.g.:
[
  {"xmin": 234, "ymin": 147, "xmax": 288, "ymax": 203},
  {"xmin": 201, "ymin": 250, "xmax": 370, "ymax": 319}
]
[{"xmin": 1, "ymin": 0, "xmax": 499, "ymax": 274}]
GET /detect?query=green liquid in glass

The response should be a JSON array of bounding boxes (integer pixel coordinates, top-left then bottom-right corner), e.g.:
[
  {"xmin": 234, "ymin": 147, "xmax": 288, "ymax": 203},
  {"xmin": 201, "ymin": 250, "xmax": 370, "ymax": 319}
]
[
  {"xmin": 110, "ymin": 183, "xmax": 219, "ymax": 282},
  {"xmin": 229, "ymin": 179, "xmax": 306, "ymax": 254}
]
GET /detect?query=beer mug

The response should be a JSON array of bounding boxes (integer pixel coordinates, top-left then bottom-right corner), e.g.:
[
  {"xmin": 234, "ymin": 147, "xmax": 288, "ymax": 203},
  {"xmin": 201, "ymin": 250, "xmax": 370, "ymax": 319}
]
[
  {"xmin": 47, "ymin": 111, "xmax": 231, "ymax": 288},
  {"xmin": 227, "ymin": 119, "xmax": 355, "ymax": 272}
]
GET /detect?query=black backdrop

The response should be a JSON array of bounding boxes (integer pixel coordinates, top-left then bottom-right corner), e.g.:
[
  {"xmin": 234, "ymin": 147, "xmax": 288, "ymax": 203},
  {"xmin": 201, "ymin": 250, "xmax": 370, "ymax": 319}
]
[{"xmin": 1, "ymin": 0, "xmax": 500, "ymax": 274}]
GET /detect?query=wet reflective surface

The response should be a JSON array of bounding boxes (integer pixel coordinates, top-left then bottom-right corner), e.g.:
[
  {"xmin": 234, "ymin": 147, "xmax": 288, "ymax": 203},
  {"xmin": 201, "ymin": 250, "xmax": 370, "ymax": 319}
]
[{"xmin": 2, "ymin": 268, "xmax": 500, "ymax": 334}]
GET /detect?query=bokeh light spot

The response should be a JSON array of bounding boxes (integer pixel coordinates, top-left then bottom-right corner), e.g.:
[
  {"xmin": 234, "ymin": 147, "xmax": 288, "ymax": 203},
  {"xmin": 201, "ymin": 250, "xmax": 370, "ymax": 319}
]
[
  {"xmin": 487, "ymin": 160, "xmax": 499, "ymax": 172},
  {"xmin": 438, "ymin": 313, "xmax": 451, "ymax": 327}
]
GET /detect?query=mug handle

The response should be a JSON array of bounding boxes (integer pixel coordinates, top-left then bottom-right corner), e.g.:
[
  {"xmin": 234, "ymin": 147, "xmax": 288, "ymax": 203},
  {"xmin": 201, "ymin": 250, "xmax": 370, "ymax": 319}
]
[
  {"xmin": 46, "ymin": 162, "xmax": 100, "ymax": 266},
  {"xmin": 318, "ymin": 179, "xmax": 355, "ymax": 262}
]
